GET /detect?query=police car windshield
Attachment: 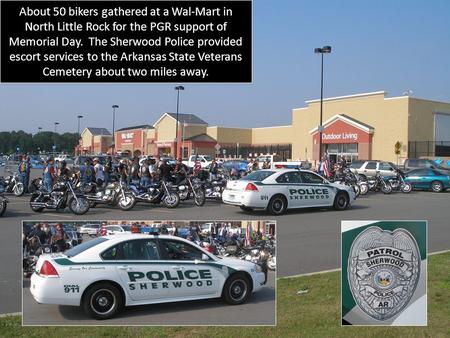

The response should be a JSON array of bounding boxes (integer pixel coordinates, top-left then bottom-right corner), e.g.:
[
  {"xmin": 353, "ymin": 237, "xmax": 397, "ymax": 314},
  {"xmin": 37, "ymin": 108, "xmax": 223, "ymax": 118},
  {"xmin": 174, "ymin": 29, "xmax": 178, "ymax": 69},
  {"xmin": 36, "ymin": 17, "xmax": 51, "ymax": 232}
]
[
  {"xmin": 241, "ymin": 171, "xmax": 276, "ymax": 181},
  {"xmin": 65, "ymin": 237, "xmax": 109, "ymax": 258}
]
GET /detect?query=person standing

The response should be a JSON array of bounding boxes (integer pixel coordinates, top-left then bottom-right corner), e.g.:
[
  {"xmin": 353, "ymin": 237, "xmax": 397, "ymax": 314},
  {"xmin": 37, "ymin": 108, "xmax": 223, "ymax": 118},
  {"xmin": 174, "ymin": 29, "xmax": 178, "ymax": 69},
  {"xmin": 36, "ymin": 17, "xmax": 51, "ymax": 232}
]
[
  {"xmin": 209, "ymin": 158, "xmax": 219, "ymax": 180},
  {"xmin": 18, "ymin": 155, "xmax": 31, "ymax": 193},
  {"xmin": 93, "ymin": 158, "xmax": 105, "ymax": 187},
  {"xmin": 104, "ymin": 156, "xmax": 112, "ymax": 185},
  {"xmin": 79, "ymin": 158, "xmax": 94, "ymax": 185},
  {"xmin": 140, "ymin": 158, "xmax": 152, "ymax": 187},
  {"xmin": 52, "ymin": 223, "xmax": 67, "ymax": 252},
  {"xmin": 43, "ymin": 157, "xmax": 55, "ymax": 192}
]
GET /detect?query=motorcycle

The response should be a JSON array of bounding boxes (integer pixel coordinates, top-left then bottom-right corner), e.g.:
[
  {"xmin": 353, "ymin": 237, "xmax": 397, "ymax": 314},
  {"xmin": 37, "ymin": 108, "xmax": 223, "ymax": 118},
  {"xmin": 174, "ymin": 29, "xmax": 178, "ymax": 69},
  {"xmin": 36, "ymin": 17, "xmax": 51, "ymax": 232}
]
[
  {"xmin": 385, "ymin": 169, "xmax": 412, "ymax": 193},
  {"xmin": 173, "ymin": 175, "xmax": 206, "ymax": 206},
  {"xmin": 0, "ymin": 171, "xmax": 24, "ymax": 196},
  {"xmin": 0, "ymin": 182, "xmax": 8, "ymax": 216},
  {"xmin": 197, "ymin": 172, "xmax": 228, "ymax": 200},
  {"xmin": 22, "ymin": 235, "xmax": 51, "ymax": 278},
  {"xmin": 366, "ymin": 171, "xmax": 392, "ymax": 194},
  {"xmin": 333, "ymin": 168, "xmax": 367, "ymax": 197},
  {"xmin": 83, "ymin": 178, "xmax": 136, "ymax": 211},
  {"xmin": 30, "ymin": 177, "xmax": 90, "ymax": 215},
  {"xmin": 128, "ymin": 180, "xmax": 180, "ymax": 208}
]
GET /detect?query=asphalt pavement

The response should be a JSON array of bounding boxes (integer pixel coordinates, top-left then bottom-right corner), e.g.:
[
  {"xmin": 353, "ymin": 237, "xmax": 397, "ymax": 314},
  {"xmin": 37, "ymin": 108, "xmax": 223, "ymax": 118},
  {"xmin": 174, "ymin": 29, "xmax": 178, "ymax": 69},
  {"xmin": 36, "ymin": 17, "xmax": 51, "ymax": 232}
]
[{"xmin": 1, "ymin": 167, "xmax": 450, "ymax": 319}]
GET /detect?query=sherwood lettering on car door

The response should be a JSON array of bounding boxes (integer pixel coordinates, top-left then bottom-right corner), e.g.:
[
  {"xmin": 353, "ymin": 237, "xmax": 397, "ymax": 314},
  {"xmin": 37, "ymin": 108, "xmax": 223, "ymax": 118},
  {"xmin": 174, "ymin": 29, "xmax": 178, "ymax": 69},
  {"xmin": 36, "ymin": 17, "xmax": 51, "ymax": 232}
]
[
  {"xmin": 158, "ymin": 239, "xmax": 222, "ymax": 298},
  {"xmin": 297, "ymin": 172, "xmax": 334, "ymax": 207},
  {"xmin": 102, "ymin": 239, "xmax": 169, "ymax": 301}
]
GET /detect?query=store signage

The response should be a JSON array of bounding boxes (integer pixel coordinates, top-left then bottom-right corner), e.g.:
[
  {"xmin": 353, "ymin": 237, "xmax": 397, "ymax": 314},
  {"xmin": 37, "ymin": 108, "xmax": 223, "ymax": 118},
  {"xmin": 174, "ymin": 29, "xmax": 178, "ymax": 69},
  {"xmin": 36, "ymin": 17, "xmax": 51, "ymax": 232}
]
[
  {"xmin": 322, "ymin": 132, "xmax": 358, "ymax": 141},
  {"xmin": 157, "ymin": 142, "xmax": 172, "ymax": 147},
  {"xmin": 341, "ymin": 221, "xmax": 427, "ymax": 326},
  {"xmin": 121, "ymin": 132, "xmax": 135, "ymax": 143}
]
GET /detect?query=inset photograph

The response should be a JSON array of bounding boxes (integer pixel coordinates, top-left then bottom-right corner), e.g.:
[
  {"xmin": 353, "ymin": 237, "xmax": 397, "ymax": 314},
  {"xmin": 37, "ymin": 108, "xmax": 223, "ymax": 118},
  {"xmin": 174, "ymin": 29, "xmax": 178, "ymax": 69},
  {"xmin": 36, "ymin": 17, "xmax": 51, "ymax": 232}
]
[{"xmin": 22, "ymin": 220, "xmax": 276, "ymax": 325}]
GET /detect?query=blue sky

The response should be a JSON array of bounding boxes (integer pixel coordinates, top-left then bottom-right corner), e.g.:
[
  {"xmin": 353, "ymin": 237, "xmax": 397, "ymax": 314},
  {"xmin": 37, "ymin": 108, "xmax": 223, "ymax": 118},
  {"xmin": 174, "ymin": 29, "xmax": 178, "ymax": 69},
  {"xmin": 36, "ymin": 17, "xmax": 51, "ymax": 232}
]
[{"xmin": 1, "ymin": 0, "xmax": 449, "ymax": 133}]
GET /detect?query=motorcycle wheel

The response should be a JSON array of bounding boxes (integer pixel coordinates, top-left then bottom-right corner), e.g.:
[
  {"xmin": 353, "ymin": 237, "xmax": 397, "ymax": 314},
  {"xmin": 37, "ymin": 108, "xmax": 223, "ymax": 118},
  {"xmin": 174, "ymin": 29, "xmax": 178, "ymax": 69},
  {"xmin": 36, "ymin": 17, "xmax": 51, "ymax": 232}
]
[
  {"xmin": 359, "ymin": 183, "xmax": 369, "ymax": 195},
  {"xmin": 401, "ymin": 183, "xmax": 412, "ymax": 193},
  {"xmin": 0, "ymin": 198, "xmax": 6, "ymax": 216},
  {"xmin": 68, "ymin": 196, "xmax": 90, "ymax": 215},
  {"xmin": 163, "ymin": 193, "xmax": 180, "ymax": 208},
  {"xmin": 117, "ymin": 193, "xmax": 136, "ymax": 211},
  {"xmin": 381, "ymin": 183, "xmax": 392, "ymax": 194},
  {"xmin": 193, "ymin": 188, "xmax": 206, "ymax": 206},
  {"xmin": 30, "ymin": 195, "xmax": 44, "ymax": 212},
  {"xmin": 267, "ymin": 256, "xmax": 276, "ymax": 271},
  {"xmin": 14, "ymin": 183, "xmax": 25, "ymax": 196},
  {"xmin": 352, "ymin": 184, "xmax": 360, "ymax": 197}
]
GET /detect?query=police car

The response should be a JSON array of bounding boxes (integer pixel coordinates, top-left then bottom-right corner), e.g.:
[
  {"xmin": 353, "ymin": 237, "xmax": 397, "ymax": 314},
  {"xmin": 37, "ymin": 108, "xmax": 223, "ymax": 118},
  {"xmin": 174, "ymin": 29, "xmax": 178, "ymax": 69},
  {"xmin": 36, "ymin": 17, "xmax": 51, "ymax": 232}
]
[
  {"xmin": 30, "ymin": 234, "xmax": 267, "ymax": 320},
  {"xmin": 222, "ymin": 169, "xmax": 356, "ymax": 215}
]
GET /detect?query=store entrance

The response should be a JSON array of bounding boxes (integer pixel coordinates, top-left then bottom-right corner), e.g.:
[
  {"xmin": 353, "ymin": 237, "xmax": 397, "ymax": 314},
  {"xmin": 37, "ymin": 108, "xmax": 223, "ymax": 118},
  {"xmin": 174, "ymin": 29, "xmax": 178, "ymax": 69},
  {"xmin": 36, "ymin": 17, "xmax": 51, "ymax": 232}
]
[{"xmin": 324, "ymin": 143, "xmax": 358, "ymax": 163}]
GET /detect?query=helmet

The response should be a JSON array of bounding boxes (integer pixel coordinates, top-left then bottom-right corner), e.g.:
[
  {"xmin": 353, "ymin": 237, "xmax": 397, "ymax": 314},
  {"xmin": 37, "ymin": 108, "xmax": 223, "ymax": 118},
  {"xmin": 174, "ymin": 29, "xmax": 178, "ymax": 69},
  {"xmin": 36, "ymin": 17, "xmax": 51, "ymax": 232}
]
[{"xmin": 93, "ymin": 157, "xmax": 100, "ymax": 162}]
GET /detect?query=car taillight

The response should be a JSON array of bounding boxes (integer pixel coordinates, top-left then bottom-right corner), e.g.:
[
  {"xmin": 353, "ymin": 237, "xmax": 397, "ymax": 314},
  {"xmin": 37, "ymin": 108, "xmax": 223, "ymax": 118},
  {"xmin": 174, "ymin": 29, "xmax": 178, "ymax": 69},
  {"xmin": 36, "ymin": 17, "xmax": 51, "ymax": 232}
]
[
  {"xmin": 40, "ymin": 260, "xmax": 59, "ymax": 277},
  {"xmin": 245, "ymin": 183, "xmax": 259, "ymax": 191}
]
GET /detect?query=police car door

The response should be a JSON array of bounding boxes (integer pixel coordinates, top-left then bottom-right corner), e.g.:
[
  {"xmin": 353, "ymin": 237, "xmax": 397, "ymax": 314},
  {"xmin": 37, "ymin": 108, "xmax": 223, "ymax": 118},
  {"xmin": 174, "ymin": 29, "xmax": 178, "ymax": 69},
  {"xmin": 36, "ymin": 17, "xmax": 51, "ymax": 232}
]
[
  {"xmin": 104, "ymin": 239, "xmax": 169, "ymax": 302},
  {"xmin": 299, "ymin": 172, "xmax": 335, "ymax": 207},
  {"xmin": 275, "ymin": 171, "xmax": 306, "ymax": 208},
  {"xmin": 158, "ymin": 238, "xmax": 222, "ymax": 299}
]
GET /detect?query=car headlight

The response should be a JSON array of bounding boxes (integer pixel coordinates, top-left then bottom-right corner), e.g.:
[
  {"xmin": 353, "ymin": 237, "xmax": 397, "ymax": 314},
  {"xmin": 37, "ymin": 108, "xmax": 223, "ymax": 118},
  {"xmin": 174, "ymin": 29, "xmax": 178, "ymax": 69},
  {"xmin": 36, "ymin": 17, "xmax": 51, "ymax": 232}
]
[{"xmin": 254, "ymin": 264, "xmax": 262, "ymax": 273}]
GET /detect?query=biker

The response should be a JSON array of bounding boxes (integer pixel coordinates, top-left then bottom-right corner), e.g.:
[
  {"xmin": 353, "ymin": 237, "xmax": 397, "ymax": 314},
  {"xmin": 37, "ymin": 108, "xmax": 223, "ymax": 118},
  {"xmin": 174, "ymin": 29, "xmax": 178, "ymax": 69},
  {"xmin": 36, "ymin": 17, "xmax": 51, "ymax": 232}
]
[
  {"xmin": 140, "ymin": 158, "xmax": 152, "ymax": 187},
  {"xmin": 252, "ymin": 159, "xmax": 259, "ymax": 171},
  {"xmin": 42, "ymin": 223, "xmax": 52, "ymax": 244},
  {"xmin": 42, "ymin": 157, "xmax": 56, "ymax": 192},
  {"xmin": 193, "ymin": 156, "xmax": 202, "ymax": 176},
  {"xmin": 18, "ymin": 155, "xmax": 31, "ymax": 194},
  {"xmin": 93, "ymin": 158, "xmax": 105, "ymax": 187},
  {"xmin": 262, "ymin": 160, "xmax": 270, "ymax": 169},
  {"xmin": 117, "ymin": 159, "xmax": 129, "ymax": 182},
  {"xmin": 209, "ymin": 158, "xmax": 219, "ymax": 181},
  {"xmin": 247, "ymin": 159, "xmax": 254, "ymax": 172},
  {"xmin": 28, "ymin": 223, "xmax": 47, "ymax": 246},
  {"xmin": 52, "ymin": 223, "xmax": 67, "ymax": 252},
  {"xmin": 158, "ymin": 159, "xmax": 172, "ymax": 182},
  {"xmin": 58, "ymin": 160, "xmax": 71, "ymax": 180},
  {"xmin": 104, "ymin": 156, "xmax": 113, "ymax": 185},
  {"xmin": 79, "ymin": 158, "xmax": 95, "ymax": 185},
  {"xmin": 173, "ymin": 158, "xmax": 188, "ymax": 185},
  {"xmin": 129, "ymin": 157, "xmax": 141, "ymax": 185}
]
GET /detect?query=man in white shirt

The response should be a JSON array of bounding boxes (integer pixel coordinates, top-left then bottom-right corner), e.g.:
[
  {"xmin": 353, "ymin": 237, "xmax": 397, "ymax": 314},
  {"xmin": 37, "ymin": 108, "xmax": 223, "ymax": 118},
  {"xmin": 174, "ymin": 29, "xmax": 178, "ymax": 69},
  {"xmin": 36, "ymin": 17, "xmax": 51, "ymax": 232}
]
[{"xmin": 93, "ymin": 158, "xmax": 105, "ymax": 187}]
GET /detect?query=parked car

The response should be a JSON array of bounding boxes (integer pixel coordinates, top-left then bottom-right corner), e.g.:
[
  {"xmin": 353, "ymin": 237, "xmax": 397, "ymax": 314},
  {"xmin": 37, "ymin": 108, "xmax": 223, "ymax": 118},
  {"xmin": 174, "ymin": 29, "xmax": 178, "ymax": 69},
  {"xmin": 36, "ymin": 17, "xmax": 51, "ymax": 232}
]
[
  {"xmin": 104, "ymin": 224, "xmax": 132, "ymax": 235},
  {"xmin": 403, "ymin": 158, "xmax": 450, "ymax": 173},
  {"xmin": 350, "ymin": 160, "xmax": 400, "ymax": 179},
  {"xmin": 183, "ymin": 155, "xmax": 213, "ymax": 168},
  {"xmin": 221, "ymin": 160, "xmax": 249, "ymax": 176},
  {"xmin": 78, "ymin": 223, "xmax": 101, "ymax": 236},
  {"xmin": 404, "ymin": 168, "xmax": 450, "ymax": 192}
]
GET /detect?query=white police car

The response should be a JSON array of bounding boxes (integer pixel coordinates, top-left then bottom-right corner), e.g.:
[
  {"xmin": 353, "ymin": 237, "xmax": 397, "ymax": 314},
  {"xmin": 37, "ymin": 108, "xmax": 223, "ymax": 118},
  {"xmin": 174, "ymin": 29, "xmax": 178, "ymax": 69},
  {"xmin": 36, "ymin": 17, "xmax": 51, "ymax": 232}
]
[
  {"xmin": 222, "ymin": 169, "xmax": 356, "ymax": 215},
  {"xmin": 30, "ymin": 234, "xmax": 267, "ymax": 320}
]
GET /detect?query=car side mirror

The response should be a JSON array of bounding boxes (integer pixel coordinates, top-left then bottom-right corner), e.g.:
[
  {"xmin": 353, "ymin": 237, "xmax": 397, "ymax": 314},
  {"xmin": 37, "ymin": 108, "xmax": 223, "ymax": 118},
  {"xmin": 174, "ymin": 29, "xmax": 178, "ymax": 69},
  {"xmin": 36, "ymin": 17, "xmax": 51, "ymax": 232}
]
[{"xmin": 202, "ymin": 253, "xmax": 210, "ymax": 261}]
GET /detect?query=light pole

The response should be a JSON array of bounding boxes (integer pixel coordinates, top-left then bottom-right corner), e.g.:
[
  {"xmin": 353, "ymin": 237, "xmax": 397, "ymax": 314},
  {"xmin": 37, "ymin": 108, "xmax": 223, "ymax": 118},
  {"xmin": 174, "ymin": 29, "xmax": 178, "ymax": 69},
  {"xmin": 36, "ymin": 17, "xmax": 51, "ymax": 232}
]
[
  {"xmin": 54, "ymin": 122, "xmax": 59, "ymax": 153},
  {"xmin": 174, "ymin": 86, "xmax": 185, "ymax": 158},
  {"xmin": 112, "ymin": 105, "xmax": 119, "ymax": 154},
  {"xmin": 314, "ymin": 45, "xmax": 332, "ymax": 164},
  {"xmin": 77, "ymin": 115, "xmax": 83, "ymax": 136}
]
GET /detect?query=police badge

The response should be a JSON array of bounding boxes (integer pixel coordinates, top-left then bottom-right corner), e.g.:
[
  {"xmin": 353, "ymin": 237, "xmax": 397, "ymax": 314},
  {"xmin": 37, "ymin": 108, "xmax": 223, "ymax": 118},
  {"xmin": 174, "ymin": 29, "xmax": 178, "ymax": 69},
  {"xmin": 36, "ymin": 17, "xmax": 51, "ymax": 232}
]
[{"xmin": 347, "ymin": 226, "xmax": 420, "ymax": 321}]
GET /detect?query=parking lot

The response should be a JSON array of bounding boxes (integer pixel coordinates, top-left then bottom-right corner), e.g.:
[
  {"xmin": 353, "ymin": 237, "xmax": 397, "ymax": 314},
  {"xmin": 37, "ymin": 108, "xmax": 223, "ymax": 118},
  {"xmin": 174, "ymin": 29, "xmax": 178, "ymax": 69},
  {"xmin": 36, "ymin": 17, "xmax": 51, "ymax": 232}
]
[{"xmin": 1, "ymin": 186, "xmax": 450, "ymax": 315}]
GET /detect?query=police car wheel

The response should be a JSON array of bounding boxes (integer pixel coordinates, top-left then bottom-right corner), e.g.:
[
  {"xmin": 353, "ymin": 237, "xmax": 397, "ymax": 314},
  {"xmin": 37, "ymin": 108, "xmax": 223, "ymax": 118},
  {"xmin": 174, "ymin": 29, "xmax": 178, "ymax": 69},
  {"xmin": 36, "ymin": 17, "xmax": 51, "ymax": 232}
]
[
  {"xmin": 431, "ymin": 180, "xmax": 443, "ymax": 193},
  {"xmin": 267, "ymin": 195, "xmax": 287, "ymax": 215},
  {"xmin": 222, "ymin": 273, "xmax": 251, "ymax": 305},
  {"xmin": 83, "ymin": 282, "xmax": 123, "ymax": 320},
  {"xmin": 333, "ymin": 192, "xmax": 349, "ymax": 211},
  {"xmin": 239, "ymin": 206, "xmax": 254, "ymax": 212}
]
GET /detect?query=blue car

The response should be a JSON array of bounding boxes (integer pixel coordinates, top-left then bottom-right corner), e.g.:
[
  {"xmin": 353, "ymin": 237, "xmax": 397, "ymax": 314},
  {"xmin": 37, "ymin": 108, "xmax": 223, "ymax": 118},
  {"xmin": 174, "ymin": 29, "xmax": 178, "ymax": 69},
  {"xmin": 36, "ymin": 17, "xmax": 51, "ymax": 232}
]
[
  {"xmin": 221, "ymin": 160, "xmax": 249, "ymax": 175},
  {"xmin": 404, "ymin": 168, "xmax": 450, "ymax": 192}
]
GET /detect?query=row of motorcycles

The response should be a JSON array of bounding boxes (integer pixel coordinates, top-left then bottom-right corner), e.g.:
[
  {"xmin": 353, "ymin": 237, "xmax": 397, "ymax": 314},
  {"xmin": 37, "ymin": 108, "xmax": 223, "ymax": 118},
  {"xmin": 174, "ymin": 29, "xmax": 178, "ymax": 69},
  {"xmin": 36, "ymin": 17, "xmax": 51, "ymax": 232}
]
[
  {"xmin": 201, "ymin": 235, "xmax": 276, "ymax": 271},
  {"xmin": 331, "ymin": 166, "xmax": 412, "ymax": 196},
  {"xmin": 25, "ymin": 170, "xmax": 230, "ymax": 215}
]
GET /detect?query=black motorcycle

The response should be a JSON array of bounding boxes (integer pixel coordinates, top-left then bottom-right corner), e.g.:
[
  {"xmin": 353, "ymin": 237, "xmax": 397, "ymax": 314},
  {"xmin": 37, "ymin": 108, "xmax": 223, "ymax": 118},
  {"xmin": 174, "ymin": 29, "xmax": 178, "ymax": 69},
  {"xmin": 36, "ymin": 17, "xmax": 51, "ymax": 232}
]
[
  {"xmin": 129, "ymin": 180, "xmax": 180, "ymax": 208},
  {"xmin": 1, "ymin": 171, "xmax": 24, "ymax": 196},
  {"xmin": 82, "ymin": 178, "xmax": 136, "ymax": 211},
  {"xmin": 30, "ymin": 177, "xmax": 90, "ymax": 215},
  {"xmin": 173, "ymin": 175, "xmax": 206, "ymax": 206},
  {"xmin": 385, "ymin": 169, "xmax": 412, "ymax": 193},
  {"xmin": 0, "ymin": 181, "xmax": 8, "ymax": 216},
  {"xmin": 197, "ymin": 171, "xmax": 228, "ymax": 200},
  {"xmin": 366, "ymin": 171, "xmax": 392, "ymax": 194}
]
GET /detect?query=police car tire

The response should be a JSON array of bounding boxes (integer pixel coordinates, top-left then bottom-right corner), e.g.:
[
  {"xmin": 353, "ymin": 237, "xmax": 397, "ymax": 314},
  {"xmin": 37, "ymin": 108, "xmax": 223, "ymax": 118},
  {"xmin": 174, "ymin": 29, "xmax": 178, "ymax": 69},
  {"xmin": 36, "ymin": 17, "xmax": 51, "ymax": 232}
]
[
  {"xmin": 267, "ymin": 195, "xmax": 287, "ymax": 215},
  {"xmin": 239, "ymin": 206, "xmax": 254, "ymax": 212},
  {"xmin": 82, "ymin": 282, "xmax": 123, "ymax": 320},
  {"xmin": 431, "ymin": 180, "xmax": 443, "ymax": 193},
  {"xmin": 333, "ymin": 192, "xmax": 349, "ymax": 211},
  {"xmin": 222, "ymin": 273, "xmax": 251, "ymax": 305}
]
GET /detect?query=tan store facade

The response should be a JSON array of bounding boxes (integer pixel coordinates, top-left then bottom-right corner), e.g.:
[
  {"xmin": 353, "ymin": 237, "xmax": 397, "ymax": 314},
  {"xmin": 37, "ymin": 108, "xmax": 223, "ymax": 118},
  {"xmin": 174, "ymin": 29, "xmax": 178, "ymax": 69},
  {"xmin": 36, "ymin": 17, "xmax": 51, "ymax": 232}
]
[{"xmin": 79, "ymin": 91, "xmax": 450, "ymax": 163}]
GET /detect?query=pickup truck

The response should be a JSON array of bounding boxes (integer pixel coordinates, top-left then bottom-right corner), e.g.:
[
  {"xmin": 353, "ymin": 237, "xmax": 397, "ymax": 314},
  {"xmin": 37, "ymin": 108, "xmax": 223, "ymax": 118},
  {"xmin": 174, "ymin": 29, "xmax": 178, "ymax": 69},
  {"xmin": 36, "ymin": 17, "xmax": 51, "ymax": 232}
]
[{"xmin": 183, "ymin": 155, "xmax": 213, "ymax": 168}]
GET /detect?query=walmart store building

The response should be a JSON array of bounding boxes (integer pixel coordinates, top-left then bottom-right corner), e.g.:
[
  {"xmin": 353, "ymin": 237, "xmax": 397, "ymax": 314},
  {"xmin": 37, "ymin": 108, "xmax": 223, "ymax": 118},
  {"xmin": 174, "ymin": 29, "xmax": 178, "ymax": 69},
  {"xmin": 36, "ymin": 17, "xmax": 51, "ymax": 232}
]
[{"xmin": 82, "ymin": 91, "xmax": 450, "ymax": 163}]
